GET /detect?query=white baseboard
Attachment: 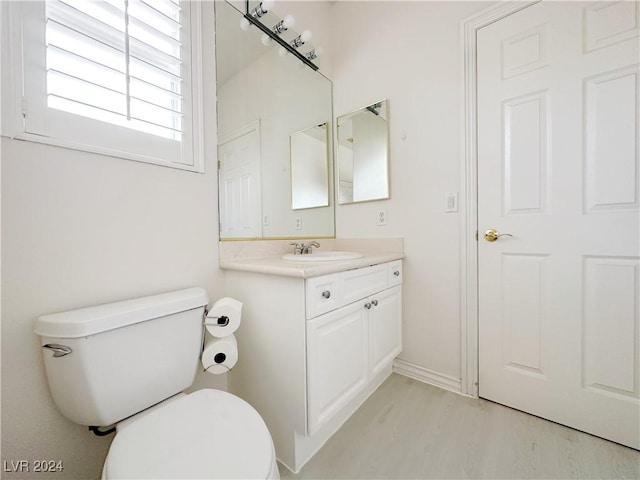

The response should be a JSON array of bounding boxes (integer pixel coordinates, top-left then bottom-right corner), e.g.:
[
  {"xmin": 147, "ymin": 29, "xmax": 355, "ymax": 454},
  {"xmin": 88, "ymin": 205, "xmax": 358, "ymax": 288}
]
[{"xmin": 393, "ymin": 359, "xmax": 462, "ymax": 394}]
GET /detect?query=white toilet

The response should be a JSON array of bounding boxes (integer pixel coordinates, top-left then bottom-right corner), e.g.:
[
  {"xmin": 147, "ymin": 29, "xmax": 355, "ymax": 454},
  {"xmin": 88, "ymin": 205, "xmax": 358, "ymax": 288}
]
[{"xmin": 34, "ymin": 287, "xmax": 279, "ymax": 479}]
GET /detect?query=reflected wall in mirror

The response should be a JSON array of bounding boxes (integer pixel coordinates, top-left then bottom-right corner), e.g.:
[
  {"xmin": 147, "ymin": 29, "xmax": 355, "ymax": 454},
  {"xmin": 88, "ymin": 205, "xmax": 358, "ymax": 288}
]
[
  {"xmin": 337, "ymin": 100, "xmax": 390, "ymax": 204},
  {"xmin": 215, "ymin": 1, "xmax": 334, "ymax": 239},
  {"xmin": 291, "ymin": 123, "xmax": 329, "ymax": 210}
]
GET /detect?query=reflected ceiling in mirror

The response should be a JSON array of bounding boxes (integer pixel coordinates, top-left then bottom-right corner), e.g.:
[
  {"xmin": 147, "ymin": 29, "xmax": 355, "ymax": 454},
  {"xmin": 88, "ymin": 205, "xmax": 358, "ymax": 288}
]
[
  {"xmin": 215, "ymin": 1, "xmax": 335, "ymax": 240},
  {"xmin": 337, "ymin": 100, "xmax": 390, "ymax": 204}
]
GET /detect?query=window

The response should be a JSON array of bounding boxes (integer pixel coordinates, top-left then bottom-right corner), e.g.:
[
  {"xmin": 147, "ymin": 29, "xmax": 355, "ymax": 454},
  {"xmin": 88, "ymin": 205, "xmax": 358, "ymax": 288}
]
[{"xmin": 5, "ymin": 0, "xmax": 203, "ymax": 170}]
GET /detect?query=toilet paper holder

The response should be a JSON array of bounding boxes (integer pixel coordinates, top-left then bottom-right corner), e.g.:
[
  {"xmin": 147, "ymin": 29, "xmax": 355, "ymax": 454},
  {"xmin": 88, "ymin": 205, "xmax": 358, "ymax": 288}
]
[{"xmin": 203, "ymin": 308, "xmax": 230, "ymax": 327}]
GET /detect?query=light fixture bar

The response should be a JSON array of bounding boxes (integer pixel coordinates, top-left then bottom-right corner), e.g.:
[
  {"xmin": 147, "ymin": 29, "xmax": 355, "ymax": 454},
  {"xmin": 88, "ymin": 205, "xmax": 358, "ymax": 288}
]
[
  {"xmin": 305, "ymin": 49, "xmax": 319, "ymax": 61},
  {"xmin": 243, "ymin": 1, "xmax": 318, "ymax": 72}
]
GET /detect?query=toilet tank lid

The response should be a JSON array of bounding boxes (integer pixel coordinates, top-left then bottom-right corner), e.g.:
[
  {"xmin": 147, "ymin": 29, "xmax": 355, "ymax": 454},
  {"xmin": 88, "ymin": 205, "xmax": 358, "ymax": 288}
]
[{"xmin": 34, "ymin": 288, "xmax": 209, "ymax": 339}]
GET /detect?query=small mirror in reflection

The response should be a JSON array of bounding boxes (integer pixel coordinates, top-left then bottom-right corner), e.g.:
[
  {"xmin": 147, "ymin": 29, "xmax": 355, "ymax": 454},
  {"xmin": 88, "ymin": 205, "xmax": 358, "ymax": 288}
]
[{"xmin": 337, "ymin": 100, "xmax": 389, "ymax": 204}]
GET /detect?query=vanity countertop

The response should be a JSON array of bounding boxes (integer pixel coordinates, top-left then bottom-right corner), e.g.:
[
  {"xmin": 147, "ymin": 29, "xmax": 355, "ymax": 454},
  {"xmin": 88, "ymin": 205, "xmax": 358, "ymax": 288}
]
[{"xmin": 220, "ymin": 252, "xmax": 404, "ymax": 279}]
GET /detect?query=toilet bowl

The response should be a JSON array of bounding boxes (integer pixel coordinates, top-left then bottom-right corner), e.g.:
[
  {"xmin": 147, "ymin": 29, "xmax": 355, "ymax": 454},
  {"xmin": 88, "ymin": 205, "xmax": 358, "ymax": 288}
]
[
  {"xmin": 34, "ymin": 288, "xmax": 279, "ymax": 480},
  {"xmin": 103, "ymin": 389, "xmax": 279, "ymax": 479}
]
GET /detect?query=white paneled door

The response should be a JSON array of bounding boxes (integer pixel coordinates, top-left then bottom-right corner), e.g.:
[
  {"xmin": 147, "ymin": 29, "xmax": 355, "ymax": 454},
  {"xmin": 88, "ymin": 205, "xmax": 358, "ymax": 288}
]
[
  {"xmin": 478, "ymin": 1, "xmax": 639, "ymax": 449},
  {"xmin": 218, "ymin": 122, "xmax": 262, "ymax": 239}
]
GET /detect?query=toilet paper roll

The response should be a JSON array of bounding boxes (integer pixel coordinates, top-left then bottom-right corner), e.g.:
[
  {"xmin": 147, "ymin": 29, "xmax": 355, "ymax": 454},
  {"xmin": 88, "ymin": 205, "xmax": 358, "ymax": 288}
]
[
  {"xmin": 201, "ymin": 334, "xmax": 238, "ymax": 375},
  {"xmin": 205, "ymin": 297, "xmax": 242, "ymax": 337}
]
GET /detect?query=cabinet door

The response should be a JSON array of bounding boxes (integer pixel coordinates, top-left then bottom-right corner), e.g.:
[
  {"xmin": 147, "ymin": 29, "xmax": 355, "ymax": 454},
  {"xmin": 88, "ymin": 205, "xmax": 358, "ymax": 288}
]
[
  {"xmin": 369, "ymin": 286, "xmax": 402, "ymax": 377},
  {"xmin": 306, "ymin": 301, "xmax": 368, "ymax": 435}
]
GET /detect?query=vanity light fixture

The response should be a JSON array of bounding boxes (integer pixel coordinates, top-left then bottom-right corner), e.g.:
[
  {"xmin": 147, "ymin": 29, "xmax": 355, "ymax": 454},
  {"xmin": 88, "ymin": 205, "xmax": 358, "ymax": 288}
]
[
  {"xmin": 366, "ymin": 102, "xmax": 383, "ymax": 116},
  {"xmin": 261, "ymin": 15, "xmax": 295, "ymax": 45},
  {"xmin": 278, "ymin": 30, "xmax": 312, "ymax": 57},
  {"xmin": 240, "ymin": 0, "xmax": 274, "ymax": 30},
  {"xmin": 293, "ymin": 30, "xmax": 312, "ymax": 48},
  {"xmin": 297, "ymin": 47, "xmax": 323, "ymax": 69},
  {"xmin": 242, "ymin": 0, "xmax": 319, "ymax": 71},
  {"xmin": 305, "ymin": 47, "xmax": 322, "ymax": 61},
  {"xmin": 249, "ymin": 0, "xmax": 274, "ymax": 18},
  {"xmin": 273, "ymin": 15, "xmax": 295, "ymax": 34}
]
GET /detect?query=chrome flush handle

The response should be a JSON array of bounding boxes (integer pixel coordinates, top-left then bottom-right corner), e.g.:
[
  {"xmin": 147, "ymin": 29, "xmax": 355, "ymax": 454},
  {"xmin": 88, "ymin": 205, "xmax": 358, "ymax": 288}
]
[{"xmin": 42, "ymin": 344, "xmax": 72, "ymax": 358}]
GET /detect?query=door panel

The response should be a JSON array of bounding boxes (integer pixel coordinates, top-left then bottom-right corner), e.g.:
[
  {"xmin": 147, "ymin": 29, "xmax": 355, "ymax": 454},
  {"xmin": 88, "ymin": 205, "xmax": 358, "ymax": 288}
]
[
  {"xmin": 584, "ymin": 66, "xmax": 639, "ymax": 212},
  {"xmin": 478, "ymin": 1, "xmax": 639, "ymax": 449},
  {"xmin": 583, "ymin": 257, "xmax": 639, "ymax": 399},
  {"xmin": 502, "ymin": 91, "xmax": 548, "ymax": 215}
]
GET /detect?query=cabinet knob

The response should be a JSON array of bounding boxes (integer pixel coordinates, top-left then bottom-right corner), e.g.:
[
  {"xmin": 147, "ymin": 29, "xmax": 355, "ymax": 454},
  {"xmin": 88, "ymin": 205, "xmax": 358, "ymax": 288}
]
[
  {"xmin": 393, "ymin": 270, "xmax": 400, "ymax": 277},
  {"xmin": 322, "ymin": 290, "xmax": 331, "ymax": 299},
  {"xmin": 371, "ymin": 299, "xmax": 378, "ymax": 307},
  {"xmin": 364, "ymin": 302, "xmax": 372, "ymax": 310}
]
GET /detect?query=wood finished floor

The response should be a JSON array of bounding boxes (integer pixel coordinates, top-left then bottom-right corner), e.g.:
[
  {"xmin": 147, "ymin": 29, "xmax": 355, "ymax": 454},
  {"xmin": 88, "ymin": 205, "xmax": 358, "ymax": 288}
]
[{"xmin": 280, "ymin": 374, "xmax": 640, "ymax": 479}]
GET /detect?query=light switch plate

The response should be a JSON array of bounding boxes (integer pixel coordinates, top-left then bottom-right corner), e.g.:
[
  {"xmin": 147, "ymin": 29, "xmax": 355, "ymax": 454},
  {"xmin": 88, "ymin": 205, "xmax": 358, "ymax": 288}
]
[{"xmin": 444, "ymin": 192, "xmax": 458, "ymax": 213}]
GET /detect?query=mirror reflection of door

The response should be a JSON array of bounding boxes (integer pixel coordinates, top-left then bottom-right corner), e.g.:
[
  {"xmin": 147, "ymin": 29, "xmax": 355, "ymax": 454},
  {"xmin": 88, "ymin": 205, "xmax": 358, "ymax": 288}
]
[
  {"xmin": 291, "ymin": 123, "xmax": 329, "ymax": 210},
  {"xmin": 218, "ymin": 121, "xmax": 262, "ymax": 239},
  {"xmin": 337, "ymin": 100, "xmax": 389, "ymax": 204}
]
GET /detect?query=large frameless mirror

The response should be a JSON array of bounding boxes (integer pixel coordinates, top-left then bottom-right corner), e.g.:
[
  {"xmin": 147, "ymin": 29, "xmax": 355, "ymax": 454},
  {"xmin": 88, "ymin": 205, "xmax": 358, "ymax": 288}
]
[
  {"xmin": 337, "ymin": 99, "xmax": 389, "ymax": 204},
  {"xmin": 215, "ymin": 1, "xmax": 334, "ymax": 239}
]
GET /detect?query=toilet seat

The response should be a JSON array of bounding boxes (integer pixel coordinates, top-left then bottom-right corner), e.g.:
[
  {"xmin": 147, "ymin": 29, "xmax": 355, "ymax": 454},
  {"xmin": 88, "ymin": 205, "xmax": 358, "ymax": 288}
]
[{"xmin": 103, "ymin": 389, "xmax": 278, "ymax": 479}]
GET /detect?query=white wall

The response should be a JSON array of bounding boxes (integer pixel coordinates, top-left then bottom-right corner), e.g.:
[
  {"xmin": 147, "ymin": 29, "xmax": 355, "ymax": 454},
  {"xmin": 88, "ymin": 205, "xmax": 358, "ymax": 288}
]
[
  {"xmin": 0, "ymin": 4, "xmax": 224, "ymax": 479},
  {"xmin": 331, "ymin": 1, "xmax": 490, "ymax": 386}
]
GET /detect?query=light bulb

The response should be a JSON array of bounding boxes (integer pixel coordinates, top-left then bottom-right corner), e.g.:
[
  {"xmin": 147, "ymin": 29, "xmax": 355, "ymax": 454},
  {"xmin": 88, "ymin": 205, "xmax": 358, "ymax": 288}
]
[
  {"xmin": 261, "ymin": 34, "xmax": 272, "ymax": 45},
  {"xmin": 240, "ymin": 18, "xmax": 250, "ymax": 30},
  {"xmin": 261, "ymin": 0, "xmax": 275, "ymax": 12},
  {"xmin": 283, "ymin": 14, "xmax": 295, "ymax": 29},
  {"xmin": 278, "ymin": 46, "xmax": 287, "ymax": 57},
  {"xmin": 314, "ymin": 46, "xmax": 324, "ymax": 57},
  {"xmin": 300, "ymin": 30, "xmax": 312, "ymax": 42}
]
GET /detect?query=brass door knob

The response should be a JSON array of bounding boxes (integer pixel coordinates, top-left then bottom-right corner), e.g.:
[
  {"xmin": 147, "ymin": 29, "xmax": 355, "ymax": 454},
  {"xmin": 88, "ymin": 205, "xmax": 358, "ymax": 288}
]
[{"xmin": 484, "ymin": 229, "xmax": 514, "ymax": 242}]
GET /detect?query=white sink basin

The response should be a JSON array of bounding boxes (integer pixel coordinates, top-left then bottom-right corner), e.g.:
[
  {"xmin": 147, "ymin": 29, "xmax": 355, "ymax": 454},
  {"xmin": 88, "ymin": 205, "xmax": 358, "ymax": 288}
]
[{"xmin": 282, "ymin": 251, "xmax": 364, "ymax": 262}]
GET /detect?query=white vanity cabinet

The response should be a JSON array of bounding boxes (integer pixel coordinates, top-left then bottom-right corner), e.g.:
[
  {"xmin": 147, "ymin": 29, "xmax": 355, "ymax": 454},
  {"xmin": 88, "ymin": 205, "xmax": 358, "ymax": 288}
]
[
  {"xmin": 225, "ymin": 259, "xmax": 402, "ymax": 473},
  {"xmin": 306, "ymin": 262, "xmax": 402, "ymax": 435}
]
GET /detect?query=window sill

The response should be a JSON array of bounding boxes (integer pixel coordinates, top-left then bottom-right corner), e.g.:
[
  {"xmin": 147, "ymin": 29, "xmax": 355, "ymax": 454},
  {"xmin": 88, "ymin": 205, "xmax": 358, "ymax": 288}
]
[{"xmin": 5, "ymin": 131, "xmax": 204, "ymax": 173}]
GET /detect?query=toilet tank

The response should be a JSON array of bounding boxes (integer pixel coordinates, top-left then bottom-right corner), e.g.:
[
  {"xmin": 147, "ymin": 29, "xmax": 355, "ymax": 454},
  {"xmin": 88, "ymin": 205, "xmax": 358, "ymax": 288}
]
[{"xmin": 34, "ymin": 288, "xmax": 209, "ymax": 427}]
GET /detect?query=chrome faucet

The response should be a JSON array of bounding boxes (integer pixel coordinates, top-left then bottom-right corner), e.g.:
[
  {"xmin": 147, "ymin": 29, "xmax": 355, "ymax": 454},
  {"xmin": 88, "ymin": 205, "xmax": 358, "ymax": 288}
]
[
  {"xmin": 289, "ymin": 242, "xmax": 304, "ymax": 255},
  {"xmin": 289, "ymin": 241, "xmax": 320, "ymax": 255},
  {"xmin": 302, "ymin": 241, "xmax": 320, "ymax": 254}
]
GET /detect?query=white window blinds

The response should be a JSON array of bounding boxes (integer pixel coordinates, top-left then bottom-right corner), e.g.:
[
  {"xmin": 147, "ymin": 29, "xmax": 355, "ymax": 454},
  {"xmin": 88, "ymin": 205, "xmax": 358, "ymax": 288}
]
[
  {"xmin": 10, "ymin": 0, "xmax": 203, "ymax": 170},
  {"xmin": 45, "ymin": 0, "xmax": 183, "ymax": 140}
]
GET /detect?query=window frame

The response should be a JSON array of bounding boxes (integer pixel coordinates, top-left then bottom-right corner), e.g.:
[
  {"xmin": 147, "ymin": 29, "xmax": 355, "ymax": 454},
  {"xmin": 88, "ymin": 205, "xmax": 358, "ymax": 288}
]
[{"xmin": 1, "ymin": 0, "xmax": 204, "ymax": 172}]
